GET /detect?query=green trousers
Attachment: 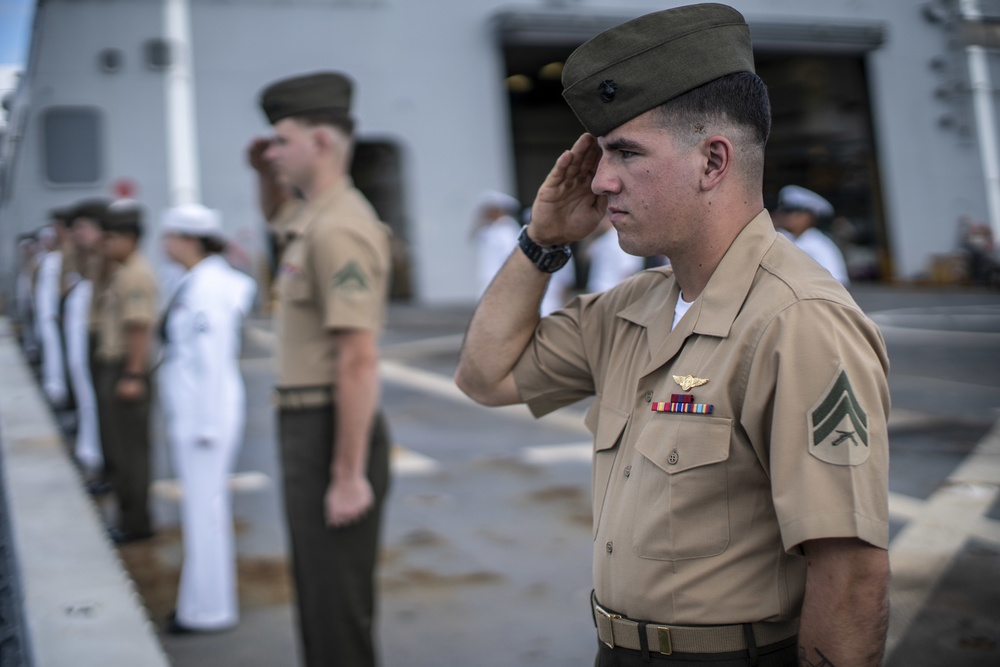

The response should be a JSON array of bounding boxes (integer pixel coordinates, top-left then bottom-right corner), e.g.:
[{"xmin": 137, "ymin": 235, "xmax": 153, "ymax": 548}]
[
  {"xmin": 94, "ymin": 359, "xmax": 152, "ymax": 536},
  {"xmin": 279, "ymin": 406, "xmax": 391, "ymax": 667}
]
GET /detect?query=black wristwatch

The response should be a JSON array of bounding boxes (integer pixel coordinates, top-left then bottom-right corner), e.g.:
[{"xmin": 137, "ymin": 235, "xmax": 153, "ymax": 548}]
[{"xmin": 517, "ymin": 226, "xmax": 572, "ymax": 273}]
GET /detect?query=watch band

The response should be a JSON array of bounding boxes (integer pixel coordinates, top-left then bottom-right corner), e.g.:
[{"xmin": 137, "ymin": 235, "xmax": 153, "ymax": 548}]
[{"xmin": 517, "ymin": 226, "xmax": 572, "ymax": 274}]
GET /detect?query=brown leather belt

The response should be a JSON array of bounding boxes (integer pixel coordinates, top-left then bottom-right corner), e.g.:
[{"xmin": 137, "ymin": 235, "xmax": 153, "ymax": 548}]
[
  {"xmin": 273, "ymin": 385, "xmax": 333, "ymax": 410},
  {"xmin": 593, "ymin": 598, "xmax": 798, "ymax": 655}
]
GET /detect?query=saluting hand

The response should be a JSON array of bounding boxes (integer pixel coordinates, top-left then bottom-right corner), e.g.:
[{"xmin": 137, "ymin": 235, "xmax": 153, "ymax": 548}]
[
  {"xmin": 324, "ymin": 475, "xmax": 375, "ymax": 528},
  {"xmin": 529, "ymin": 133, "xmax": 607, "ymax": 245},
  {"xmin": 246, "ymin": 137, "xmax": 273, "ymax": 173}
]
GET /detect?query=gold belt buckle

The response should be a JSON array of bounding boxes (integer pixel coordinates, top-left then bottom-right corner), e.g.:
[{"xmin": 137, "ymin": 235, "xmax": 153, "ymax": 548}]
[
  {"xmin": 656, "ymin": 627, "xmax": 673, "ymax": 655},
  {"xmin": 595, "ymin": 604, "xmax": 622, "ymax": 649}
]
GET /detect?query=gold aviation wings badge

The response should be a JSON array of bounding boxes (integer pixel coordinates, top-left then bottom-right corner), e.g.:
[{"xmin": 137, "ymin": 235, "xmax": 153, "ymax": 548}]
[{"xmin": 672, "ymin": 375, "xmax": 708, "ymax": 392}]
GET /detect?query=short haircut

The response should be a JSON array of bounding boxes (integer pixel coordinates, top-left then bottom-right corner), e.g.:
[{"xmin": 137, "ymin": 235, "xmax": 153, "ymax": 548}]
[
  {"xmin": 294, "ymin": 112, "xmax": 355, "ymax": 138},
  {"xmin": 196, "ymin": 235, "xmax": 226, "ymax": 255},
  {"xmin": 655, "ymin": 71, "xmax": 771, "ymax": 180},
  {"xmin": 106, "ymin": 227, "xmax": 141, "ymax": 241}
]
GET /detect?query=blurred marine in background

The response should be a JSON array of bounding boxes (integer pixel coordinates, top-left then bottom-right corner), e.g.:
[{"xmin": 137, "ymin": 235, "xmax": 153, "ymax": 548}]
[
  {"xmin": 258, "ymin": 71, "xmax": 393, "ymax": 667},
  {"xmin": 94, "ymin": 200, "xmax": 159, "ymax": 545}
]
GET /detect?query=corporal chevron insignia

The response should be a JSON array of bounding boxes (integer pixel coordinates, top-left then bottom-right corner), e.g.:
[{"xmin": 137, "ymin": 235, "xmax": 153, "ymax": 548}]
[
  {"xmin": 332, "ymin": 260, "xmax": 369, "ymax": 296},
  {"xmin": 808, "ymin": 367, "xmax": 870, "ymax": 465}
]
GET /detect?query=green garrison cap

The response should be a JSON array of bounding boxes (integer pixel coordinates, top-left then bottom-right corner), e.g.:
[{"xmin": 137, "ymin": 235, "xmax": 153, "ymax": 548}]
[
  {"xmin": 49, "ymin": 206, "xmax": 73, "ymax": 223},
  {"xmin": 259, "ymin": 71, "xmax": 354, "ymax": 125},
  {"xmin": 69, "ymin": 198, "xmax": 110, "ymax": 225},
  {"xmin": 562, "ymin": 3, "xmax": 755, "ymax": 137},
  {"xmin": 101, "ymin": 199, "xmax": 143, "ymax": 235}
]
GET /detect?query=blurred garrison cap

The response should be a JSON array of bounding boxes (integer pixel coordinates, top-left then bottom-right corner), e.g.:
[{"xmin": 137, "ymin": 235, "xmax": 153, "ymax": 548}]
[
  {"xmin": 561, "ymin": 3, "xmax": 754, "ymax": 137},
  {"xmin": 101, "ymin": 199, "xmax": 144, "ymax": 236},
  {"xmin": 68, "ymin": 198, "xmax": 110, "ymax": 225},
  {"xmin": 777, "ymin": 185, "xmax": 834, "ymax": 219},
  {"xmin": 161, "ymin": 203, "xmax": 225, "ymax": 241},
  {"xmin": 259, "ymin": 71, "xmax": 354, "ymax": 125},
  {"xmin": 49, "ymin": 205, "xmax": 74, "ymax": 223}
]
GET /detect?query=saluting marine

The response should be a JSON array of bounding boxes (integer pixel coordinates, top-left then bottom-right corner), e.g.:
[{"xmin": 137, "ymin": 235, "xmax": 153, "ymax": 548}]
[{"xmin": 456, "ymin": 5, "xmax": 890, "ymax": 666}]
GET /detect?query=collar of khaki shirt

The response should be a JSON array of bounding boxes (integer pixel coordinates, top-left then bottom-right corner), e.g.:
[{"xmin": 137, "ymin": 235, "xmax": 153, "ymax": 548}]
[
  {"xmin": 616, "ymin": 210, "xmax": 777, "ymax": 375},
  {"xmin": 293, "ymin": 176, "xmax": 355, "ymax": 237}
]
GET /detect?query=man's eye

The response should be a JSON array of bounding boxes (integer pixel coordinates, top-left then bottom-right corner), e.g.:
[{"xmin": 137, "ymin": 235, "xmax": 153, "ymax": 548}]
[{"xmin": 620, "ymin": 150, "xmax": 637, "ymax": 159}]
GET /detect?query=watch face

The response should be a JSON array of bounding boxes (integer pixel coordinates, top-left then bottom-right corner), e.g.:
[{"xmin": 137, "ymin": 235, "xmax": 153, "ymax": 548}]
[
  {"xmin": 538, "ymin": 247, "xmax": 571, "ymax": 273},
  {"xmin": 518, "ymin": 226, "xmax": 572, "ymax": 273}
]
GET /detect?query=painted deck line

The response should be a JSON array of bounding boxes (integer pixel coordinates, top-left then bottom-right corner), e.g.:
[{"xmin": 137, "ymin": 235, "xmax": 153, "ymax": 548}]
[
  {"xmin": 151, "ymin": 444, "xmax": 441, "ymax": 504},
  {"xmin": 885, "ymin": 419, "xmax": 1000, "ymax": 658}
]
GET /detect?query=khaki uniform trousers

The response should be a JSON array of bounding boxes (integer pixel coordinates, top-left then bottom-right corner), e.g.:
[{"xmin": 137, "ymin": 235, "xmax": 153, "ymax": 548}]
[
  {"xmin": 94, "ymin": 358, "xmax": 152, "ymax": 536},
  {"xmin": 88, "ymin": 335, "xmax": 112, "ymax": 483},
  {"xmin": 279, "ymin": 405, "xmax": 391, "ymax": 667}
]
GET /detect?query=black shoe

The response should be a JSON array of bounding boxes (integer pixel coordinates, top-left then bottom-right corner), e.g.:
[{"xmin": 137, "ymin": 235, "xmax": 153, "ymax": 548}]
[
  {"xmin": 165, "ymin": 611, "xmax": 233, "ymax": 636},
  {"xmin": 86, "ymin": 480, "xmax": 112, "ymax": 496},
  {"xmin": 108, "ymin": 527, "xmax": 153, "ymax": 545},
  {"xmin": 166, "ymin": 616, "xmax": 198, "ymax": 635}
]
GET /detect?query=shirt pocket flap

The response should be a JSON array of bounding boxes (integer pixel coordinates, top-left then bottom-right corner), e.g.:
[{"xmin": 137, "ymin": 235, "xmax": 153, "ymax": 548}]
[
  {"xmin": 281, "ymin": 273, "xmax": 313, "ymax": 303},
  {"xmin": 587, "ymin": 402, "xmax": 630, "ymax": 453},
  {"xmin": 635, "ymin": 416, "xmax": 732, "ymax": 474}
]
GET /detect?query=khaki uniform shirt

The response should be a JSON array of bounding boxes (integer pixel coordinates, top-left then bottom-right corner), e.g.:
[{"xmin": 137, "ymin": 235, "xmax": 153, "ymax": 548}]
[
  {"xmin": 275, "ymin": 178, "xmax": 391, "ymax": 389},
  {"xmin": 96, "ymin": 252, "xmax": 159, "ymax": 361},
  {"xmin": 270, "ymin": 198, "xmax": 308, "ymax": 257},
  {"xmin": 58, "ymin": 239, "xmax": 79, "ymax": 298},
  {"xmin": 84, "ymin": 252, "xmax": 109, "ymax": 334},
  {"xmin": 512, "ymin": 211, "xmax": 890, "ymax": 626}
]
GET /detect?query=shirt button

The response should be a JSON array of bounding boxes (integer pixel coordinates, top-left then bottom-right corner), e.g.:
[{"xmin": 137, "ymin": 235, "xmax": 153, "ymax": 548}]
[
  {"xmin": 645, "ymin": 392, "xmax": 653, "ymax": 403},
  {"xmin": 624, "ymin": 465, "xmax": 631, "ymax": 478},
  {"xmin": 606, "ymin": 541, "xmax": 613, "ymax": 554},
  {"xmin": 668, "ymin": 450, "xmax": 679, "ymax": 465}
]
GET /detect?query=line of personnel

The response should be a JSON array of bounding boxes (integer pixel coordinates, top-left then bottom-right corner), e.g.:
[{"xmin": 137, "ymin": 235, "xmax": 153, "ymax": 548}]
[{"xmin": 12, "ymin": 198, "xmax": 255, "ymax": 635}]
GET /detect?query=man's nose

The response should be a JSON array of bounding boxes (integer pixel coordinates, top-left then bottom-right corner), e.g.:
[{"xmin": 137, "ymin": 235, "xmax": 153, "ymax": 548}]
[{"xmin": 591, "ymin": 156, "xmax": 620, "ymax": 196}]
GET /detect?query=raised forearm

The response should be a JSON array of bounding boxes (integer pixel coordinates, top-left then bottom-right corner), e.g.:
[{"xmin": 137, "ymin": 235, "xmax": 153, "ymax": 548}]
[
  {"xmin": 455, "ymin": 245, "xmax": 550, "ymax": 406},
  {"xmin": 457, "ymin": 132, "xmax": 604, "ymax": 406}
]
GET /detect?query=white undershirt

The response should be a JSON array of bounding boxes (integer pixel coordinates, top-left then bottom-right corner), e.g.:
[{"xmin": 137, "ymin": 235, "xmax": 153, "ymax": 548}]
[{"xmin": 672, "ymin": 293, "xmax": 693, "ymax": 331}]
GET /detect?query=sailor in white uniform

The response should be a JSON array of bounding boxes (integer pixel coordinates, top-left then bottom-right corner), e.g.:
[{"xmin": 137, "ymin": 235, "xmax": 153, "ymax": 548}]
[
  {"xmin": 63, "ymin": 200, "xmax": 109, "ymax": 474},
  {"xmin": 35, "ymin": 222, "xmax": 68, "ymax": 405},
  {"xmin": 158, "ymin": 204, "xmax": 256, "ymax": 634},
  {"xmin": 471, "ymin": 190, "xmax": 522, "ymax": 297},
  {"xmin": 773, "ymin": 184, "xmax": 850, "ymax": 285}
]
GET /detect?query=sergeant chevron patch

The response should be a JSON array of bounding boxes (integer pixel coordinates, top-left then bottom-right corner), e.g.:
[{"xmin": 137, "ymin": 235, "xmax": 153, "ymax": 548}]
[
  {"xmin": 332, "ymin": 260, "xmax": 369, "ymax": 295},
  {"xmin": 808, "ymin": 366, "xmax": 870, "ymax": 465}
]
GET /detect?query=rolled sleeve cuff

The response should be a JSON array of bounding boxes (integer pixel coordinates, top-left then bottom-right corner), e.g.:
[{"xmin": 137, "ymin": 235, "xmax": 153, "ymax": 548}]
[
  {"xmin": 780, "ymin": 510, "xmax": 889, "ymax": 552},
  {"xmin": 511, "ymin": 350, "xmax": 575, "ymax": 419}
]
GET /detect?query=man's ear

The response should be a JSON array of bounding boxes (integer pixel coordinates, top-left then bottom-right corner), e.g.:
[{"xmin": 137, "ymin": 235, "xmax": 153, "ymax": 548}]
[
  {"xmin": 311, "ymin": 126, "xmax": 329, "ymax": 151},
  {"xmin": 701, "ymin": 135, "xmax": 733, "ymax": 191}
]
